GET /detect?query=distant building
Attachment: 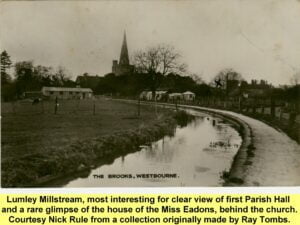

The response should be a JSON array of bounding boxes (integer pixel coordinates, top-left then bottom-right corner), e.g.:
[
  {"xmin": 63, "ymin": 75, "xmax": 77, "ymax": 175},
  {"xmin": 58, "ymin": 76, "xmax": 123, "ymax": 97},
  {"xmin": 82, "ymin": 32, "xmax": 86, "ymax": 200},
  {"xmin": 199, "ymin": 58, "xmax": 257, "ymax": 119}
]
[
  {"xmin": 112, "ymin": 31, "xmax": 134, "ymax": 76},
  {"xmin": 139, "ymin": 90, "xmax": 167, "ymax": 101},
  {"xmin": 42, "ymin": 87, "xmax": 93, "ymax": 99},
  {"xmin": 140, "ymin": 91, "xmax": 151, "ymax": 100},
  {"xmin": 155, "ymin": 91, "xmax": 168, "ymax": 101},
  {"xmin": 168, "ymin": 93, "xmax": 183, "ymax": 101},
  {"xmin": 240, "ymin": 79, "xmax": 272, "ymax": 98},
  {"xmin": 182, "ymin": 91, "xmax": 195, "ymax": 101},
  {"xmin": 140, "ymin": 90, "xmax": 196, "ymax": 101},
  {"xmin": 226, "ymin": 79, "xmax": 239, "ymax": 91}
]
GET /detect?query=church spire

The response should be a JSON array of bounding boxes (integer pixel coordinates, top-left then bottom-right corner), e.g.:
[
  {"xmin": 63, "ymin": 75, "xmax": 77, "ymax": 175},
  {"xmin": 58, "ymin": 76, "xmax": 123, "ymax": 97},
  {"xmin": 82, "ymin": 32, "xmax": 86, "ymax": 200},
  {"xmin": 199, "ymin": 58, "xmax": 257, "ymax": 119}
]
[{"xmin": 119, "ymin": 31, "xmax": 130, "ymax": 65}]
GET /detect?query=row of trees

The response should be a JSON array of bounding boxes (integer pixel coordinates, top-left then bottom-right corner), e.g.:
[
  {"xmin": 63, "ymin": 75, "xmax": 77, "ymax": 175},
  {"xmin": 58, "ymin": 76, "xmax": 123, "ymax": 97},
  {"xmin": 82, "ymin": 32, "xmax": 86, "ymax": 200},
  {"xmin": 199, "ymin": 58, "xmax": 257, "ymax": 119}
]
[
  {"xmin": 1, "ymin": 50, "xmax": 75, "ymax": 101},
  {"xmin": 94, "ymin": 44, "xmax": 215, "ymax": 98},
  {"xmin": 133, "ymin": 44, "xmax": 186, "ymax": 97},
  {"xmin": 1, "ymin": 45, "xmax": 299, "ymax": 106},
  {"xmin": 93, "ymin": 72, "xmax": 212, "ymax": 97}
]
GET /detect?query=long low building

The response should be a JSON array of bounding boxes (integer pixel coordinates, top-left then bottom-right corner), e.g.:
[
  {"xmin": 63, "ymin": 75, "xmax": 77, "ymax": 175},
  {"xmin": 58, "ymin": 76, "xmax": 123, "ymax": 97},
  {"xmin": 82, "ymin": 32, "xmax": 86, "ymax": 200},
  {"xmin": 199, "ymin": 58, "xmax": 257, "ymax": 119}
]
[
  {"xmin": 41, "ymin": 87, "xmax": 93, "ymax": 99},
  {"xmin": 140, "ymin": 90, "xmax": 195, "ymax": 101}
]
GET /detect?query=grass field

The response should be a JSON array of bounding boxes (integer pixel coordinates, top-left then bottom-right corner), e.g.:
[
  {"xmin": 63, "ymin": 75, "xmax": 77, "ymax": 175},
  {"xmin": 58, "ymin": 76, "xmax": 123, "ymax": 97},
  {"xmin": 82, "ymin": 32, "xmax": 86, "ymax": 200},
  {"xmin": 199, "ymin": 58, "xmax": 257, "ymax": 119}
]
[{"xmin": 1, "ymin": 98, "xmax": 169, "ymax": 161}]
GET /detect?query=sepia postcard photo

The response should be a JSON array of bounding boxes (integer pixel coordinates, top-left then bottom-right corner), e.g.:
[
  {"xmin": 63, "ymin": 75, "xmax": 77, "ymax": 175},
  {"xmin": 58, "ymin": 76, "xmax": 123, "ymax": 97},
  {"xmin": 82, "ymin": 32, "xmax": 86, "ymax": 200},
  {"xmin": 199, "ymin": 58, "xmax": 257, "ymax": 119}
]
[{"xmin": 1, "ymin": 0, "xmax": 299, "ymax": 188}]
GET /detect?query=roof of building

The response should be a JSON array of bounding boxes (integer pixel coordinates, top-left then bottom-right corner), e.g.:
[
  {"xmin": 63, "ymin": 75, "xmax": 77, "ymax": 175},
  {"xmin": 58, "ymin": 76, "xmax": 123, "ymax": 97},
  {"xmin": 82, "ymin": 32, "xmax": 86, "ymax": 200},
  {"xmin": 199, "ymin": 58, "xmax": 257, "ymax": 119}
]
[
  {"xmin": 42, "ymin": 87, "xmax": 93, "ymax": 93},
  {"xmin": 169, "ymin": 93, "xmax": 183, "ymax": 96},
  {"xmin": 183, "ymin": 91, "xmax": 195, "ymax": 95},
  {"xmin": 156, "ymin": 91, "xmax": 168, "ymax": 94},
  {"xmin": 24, "ymin": 91, "xmax": 42, "ymax": 94}
]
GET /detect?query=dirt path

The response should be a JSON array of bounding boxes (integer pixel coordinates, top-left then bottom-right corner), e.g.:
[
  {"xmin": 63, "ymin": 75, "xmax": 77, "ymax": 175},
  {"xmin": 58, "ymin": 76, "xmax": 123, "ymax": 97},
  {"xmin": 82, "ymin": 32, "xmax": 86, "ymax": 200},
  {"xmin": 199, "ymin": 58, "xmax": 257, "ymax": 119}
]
[
  {"xmin": 115, "ymin": 99, "xmax": 300, "ymax": 186},
  {"xmin": 185, "ymin": 105, "xmax": 300, "ymax": 186}
]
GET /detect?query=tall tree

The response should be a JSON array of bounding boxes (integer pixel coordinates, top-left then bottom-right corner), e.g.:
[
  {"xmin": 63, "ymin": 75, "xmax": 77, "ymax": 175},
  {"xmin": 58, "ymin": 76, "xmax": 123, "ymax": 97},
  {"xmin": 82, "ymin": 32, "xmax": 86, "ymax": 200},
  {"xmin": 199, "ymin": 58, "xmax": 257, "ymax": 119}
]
[
  {"xmin": 211, "ymin": 68, "xmax": 243, "ymax": 90},
  {"xmin": 14, "ymin": 61, "xmax": 36, "ymax": 95},
  {"xmin": 133, "ymin": 44, "xmax": 186, "ymax": 98},
  {"xmin": 1, "ymin": 50, "xmax": 13, "ymax": 84},
  {"xmin": 52, "ymin": 66, "xmax": 73, "ymax": 87},
  {"xmin": 33, "ymin": 65, "xmax": 54, "ymax": 86}
]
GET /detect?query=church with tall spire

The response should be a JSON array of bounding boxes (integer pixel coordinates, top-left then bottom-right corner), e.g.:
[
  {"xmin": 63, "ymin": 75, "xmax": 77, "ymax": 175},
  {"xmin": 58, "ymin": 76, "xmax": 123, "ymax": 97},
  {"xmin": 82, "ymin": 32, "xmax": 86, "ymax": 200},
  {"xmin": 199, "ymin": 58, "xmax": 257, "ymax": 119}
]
[{"xmin": 112, "ymin": 31, "xmax": 134, "ymax": 76}]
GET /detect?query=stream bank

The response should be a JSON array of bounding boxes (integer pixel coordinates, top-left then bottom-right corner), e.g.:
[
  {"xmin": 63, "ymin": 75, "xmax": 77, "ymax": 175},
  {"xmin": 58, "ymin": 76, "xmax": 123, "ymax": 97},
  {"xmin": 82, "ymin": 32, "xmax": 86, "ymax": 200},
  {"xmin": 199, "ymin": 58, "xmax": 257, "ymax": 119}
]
[
  {"xmin": 172, "ymin": 103, "xmax": 300, "ymax": 186},
  {"xmin": 2, "ymin": 110, "xmax": 194, "ymax": 188},
  {"xmin": 65, "ymin": 109, "xmax": 242, "ymax": 187},
  {"xmin": 115, "ymin": 100, "xmax": 253, "ymax": 186}
]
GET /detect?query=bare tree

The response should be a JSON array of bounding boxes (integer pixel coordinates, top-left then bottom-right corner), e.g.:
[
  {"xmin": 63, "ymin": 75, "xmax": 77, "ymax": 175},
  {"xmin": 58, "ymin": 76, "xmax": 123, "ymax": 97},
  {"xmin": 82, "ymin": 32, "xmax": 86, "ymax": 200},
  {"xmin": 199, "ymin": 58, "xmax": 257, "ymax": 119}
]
[
  {"xmin": 52, "ymin": 66, "xmax": 71, "ymax": 86},
  {"xmin": 33, "ymin": 65, "xmax": 54, "ymax": 86},
  {"xmin": 158, "ymin": 45, "xmax": 187, "ymax": 75},
  {"xmin": 211, "ymin": 68, "xmax": 243, "ymax": 89},
  {"xmin": 133, "ymin": 44, "xmax": 186, "ymax": 98}
]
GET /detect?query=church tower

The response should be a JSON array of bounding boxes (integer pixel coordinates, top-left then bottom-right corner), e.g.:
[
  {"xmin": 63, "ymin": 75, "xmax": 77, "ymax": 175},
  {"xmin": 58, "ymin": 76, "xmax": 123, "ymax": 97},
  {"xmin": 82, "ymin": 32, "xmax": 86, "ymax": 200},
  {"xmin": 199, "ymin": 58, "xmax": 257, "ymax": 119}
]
[
  {"xmin": 112, "ymin": 31, "xmax": 134, "ymax": 76},
  {"xmin": 119, "ymin": 32, "xmax": 130, "ymax": 65}
]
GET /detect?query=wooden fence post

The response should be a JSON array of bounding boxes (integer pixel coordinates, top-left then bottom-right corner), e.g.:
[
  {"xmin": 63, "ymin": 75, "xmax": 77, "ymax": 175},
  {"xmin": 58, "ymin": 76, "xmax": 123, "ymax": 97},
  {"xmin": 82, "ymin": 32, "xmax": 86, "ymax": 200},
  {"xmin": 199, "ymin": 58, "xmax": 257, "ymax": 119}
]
[
  {"xmin": 270, "ymin": 98, "xmax": 275, "ymax": 117},
  {"xmin": 93, "ymin": 100, "xmax": 96, "ymax": 115},
  {"xmin": 11, "ymin": 101, "xmax": 16, "ymax": 114},
  {"xmin": 42, "ymin": 100, "xmax": 45, "ymax": 114},
  {"xmin": 137, "ymin": 97, "xmax": 140, "ymax": 117},
  {"xmin": 54, "ymin": 97, "xmax": 58, "ymax": 114}
]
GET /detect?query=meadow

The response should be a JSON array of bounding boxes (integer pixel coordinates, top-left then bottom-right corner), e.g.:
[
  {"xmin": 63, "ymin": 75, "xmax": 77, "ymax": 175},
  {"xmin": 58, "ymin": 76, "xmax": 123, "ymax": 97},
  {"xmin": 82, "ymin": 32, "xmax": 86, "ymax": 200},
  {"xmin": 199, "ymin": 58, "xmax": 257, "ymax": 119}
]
[
  {"xmin": 2, "ymin": 98, "xmax": 194, "ymax": 187},
  {"xmin": 2, "ymin": 98, "xmax": 167, "ymax": 160}
]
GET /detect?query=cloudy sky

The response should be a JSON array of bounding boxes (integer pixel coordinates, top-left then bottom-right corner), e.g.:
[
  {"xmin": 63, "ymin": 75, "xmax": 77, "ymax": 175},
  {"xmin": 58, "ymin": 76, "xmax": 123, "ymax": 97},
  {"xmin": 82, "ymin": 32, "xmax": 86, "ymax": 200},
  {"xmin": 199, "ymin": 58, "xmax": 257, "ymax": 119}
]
[{"xmin": 1, "ymin": 0, "xmax": 300, "ymax": 85}]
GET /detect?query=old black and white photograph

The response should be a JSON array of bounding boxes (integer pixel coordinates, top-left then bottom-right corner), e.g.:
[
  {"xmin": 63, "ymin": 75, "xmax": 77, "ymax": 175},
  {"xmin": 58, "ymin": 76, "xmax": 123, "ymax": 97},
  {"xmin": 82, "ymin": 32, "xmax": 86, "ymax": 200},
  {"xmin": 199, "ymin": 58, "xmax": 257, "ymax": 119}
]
[{"xmin": 1, "ymin": 0, "xmax": 299, "ymax": 188}]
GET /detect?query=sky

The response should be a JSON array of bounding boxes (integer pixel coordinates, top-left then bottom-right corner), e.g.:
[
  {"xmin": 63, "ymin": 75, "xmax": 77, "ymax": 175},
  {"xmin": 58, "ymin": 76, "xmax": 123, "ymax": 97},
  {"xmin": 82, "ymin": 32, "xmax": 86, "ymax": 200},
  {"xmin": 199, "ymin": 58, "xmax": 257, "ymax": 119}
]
[{"xmin": 1, "ymin": 0, "xmax": 300, "ymax": 85}]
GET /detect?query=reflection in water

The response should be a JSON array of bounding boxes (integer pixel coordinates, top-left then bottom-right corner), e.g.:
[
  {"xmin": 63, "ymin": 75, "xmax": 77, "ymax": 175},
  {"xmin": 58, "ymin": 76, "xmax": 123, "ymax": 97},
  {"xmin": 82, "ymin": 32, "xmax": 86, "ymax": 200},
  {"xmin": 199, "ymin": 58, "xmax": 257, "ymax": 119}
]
[{"xmin": 65, "ymin": 110, "xmax": 242, "ymax": 187}]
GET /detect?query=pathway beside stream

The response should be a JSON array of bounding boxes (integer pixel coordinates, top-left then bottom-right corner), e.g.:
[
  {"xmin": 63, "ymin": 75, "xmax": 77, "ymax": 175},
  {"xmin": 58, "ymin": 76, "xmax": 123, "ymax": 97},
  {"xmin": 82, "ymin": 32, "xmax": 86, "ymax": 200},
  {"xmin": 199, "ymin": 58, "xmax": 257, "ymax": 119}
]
[
  {"xmin": 115, "ymin": 99, "xmax": 300, "ymax": 186},
  {"xmin": 180, "ymin": 104, "xmax": 300, "ymax": 186}
]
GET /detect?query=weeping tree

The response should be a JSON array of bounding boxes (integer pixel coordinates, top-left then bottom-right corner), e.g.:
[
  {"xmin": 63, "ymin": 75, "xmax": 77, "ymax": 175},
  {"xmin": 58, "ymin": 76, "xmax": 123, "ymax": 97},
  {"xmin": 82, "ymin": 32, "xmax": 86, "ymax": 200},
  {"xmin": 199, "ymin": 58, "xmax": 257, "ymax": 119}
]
[{"xmin": 133, "ymin": 44, "xmax": 187, "ymax": 99}]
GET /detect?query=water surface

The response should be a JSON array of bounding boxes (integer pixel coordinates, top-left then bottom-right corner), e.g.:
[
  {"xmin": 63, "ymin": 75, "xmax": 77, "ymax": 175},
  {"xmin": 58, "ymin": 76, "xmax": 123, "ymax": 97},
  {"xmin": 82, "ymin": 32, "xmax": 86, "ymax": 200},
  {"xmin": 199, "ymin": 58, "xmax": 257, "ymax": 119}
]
[{"xmin": 65, "ymin": 110, "xmax": 242, "ymax": 187}]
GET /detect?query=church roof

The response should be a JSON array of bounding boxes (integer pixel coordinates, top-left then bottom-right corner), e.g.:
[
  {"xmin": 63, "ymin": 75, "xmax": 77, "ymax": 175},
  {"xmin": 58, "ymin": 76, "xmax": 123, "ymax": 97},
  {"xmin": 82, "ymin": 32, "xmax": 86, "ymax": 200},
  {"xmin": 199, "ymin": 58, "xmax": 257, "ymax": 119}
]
[{"xmin": 119, "ymin": 31, "xmax": 130, "ymax": 65}]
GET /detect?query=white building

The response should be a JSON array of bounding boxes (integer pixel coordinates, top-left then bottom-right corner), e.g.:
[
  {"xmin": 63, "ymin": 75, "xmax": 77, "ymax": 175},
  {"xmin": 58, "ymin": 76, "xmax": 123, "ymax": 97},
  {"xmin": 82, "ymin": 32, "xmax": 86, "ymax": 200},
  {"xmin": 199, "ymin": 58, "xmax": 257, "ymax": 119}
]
[
  {"xmin": 42, "ymin": 87, "xmax": 93, "ymax": 99},
  {"xmin": 140, "ymin": 91, "xmax": 152, "ymax": 100},
  {"xmin": 155, "ymin": 91, "xmax": 168, "ymax": 101},
  {"xmin": 168, "ymin": 93, "xmax": 183, "ymax": 101},
  {"xmin": 140, "ymin": 91, "xmax": 167, "ymax": 101},
  {"xmin": 182, "ymin": 91, "xmax": 195, "ymax": 101}
]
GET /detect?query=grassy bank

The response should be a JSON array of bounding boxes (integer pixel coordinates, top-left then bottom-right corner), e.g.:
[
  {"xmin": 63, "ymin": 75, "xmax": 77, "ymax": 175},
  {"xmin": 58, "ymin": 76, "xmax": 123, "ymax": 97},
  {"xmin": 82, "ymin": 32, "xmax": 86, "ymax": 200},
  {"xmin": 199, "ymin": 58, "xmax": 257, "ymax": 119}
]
[{"xmin": 1, "ymin": 99, "xmax": 194, "ymax": 187}]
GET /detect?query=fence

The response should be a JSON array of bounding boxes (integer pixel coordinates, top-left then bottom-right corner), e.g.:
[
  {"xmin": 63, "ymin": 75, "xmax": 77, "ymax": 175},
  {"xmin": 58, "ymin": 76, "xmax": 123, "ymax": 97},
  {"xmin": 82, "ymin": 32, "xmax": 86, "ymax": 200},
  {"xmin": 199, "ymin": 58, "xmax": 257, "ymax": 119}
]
[
  {"xmin": 144, "ymin": 96, "xmax": 300, "ymax": 125},
  {"xmin": 2, "ymin": 96, "xmax": 299, "ymax": 125}
]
